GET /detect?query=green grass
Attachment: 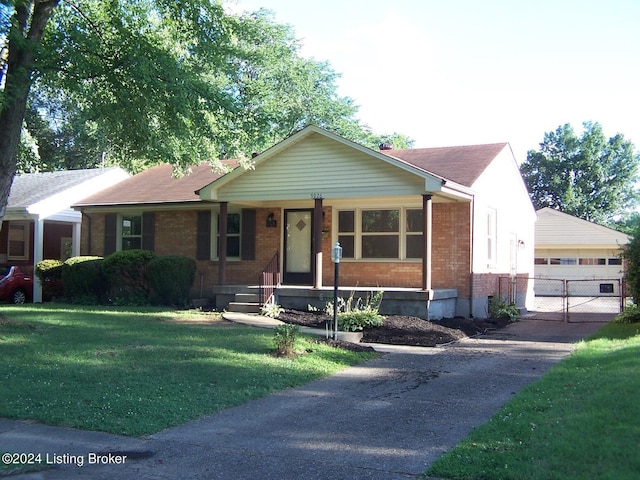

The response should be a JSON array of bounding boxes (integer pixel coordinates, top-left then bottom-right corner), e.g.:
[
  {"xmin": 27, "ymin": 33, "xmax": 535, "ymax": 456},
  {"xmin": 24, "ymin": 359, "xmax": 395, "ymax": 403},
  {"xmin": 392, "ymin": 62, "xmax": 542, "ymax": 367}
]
[
  {"xmin": 426, "ymin": 322, "xmax": 640, "ymax": 480},
  {"xmin": 0, "ymin": 304, "xmax": 377, "ymax": 437}
]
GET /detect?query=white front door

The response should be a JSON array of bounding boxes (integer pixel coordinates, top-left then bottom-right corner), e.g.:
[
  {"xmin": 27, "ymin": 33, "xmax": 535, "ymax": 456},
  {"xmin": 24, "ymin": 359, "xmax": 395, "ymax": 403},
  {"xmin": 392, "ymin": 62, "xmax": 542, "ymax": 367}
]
[{"xmin": 283, "ymin": 210, "xmax": 313, "ymax": 284}]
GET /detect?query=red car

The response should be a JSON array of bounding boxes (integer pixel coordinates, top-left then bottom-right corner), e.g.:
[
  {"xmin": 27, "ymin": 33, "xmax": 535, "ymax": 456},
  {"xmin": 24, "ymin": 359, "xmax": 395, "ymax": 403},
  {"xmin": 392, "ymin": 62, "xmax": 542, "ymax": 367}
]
[{"xmin": 0, "ymin": 266, "xmax": 33, "ymax": 304}]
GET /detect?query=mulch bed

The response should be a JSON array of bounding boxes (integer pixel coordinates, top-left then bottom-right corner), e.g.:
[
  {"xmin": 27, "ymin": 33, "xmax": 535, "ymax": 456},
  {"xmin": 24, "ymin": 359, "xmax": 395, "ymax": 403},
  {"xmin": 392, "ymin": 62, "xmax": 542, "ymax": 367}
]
[{"xmin": 278, "ymin": 309, "xmax": 512, "ymax": 350}]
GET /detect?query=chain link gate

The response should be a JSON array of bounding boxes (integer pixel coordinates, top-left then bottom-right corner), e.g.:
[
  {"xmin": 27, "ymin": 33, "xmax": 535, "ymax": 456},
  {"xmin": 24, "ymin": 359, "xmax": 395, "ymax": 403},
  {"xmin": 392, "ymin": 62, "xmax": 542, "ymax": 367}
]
[{"xmin": 499, "ymin": 276, "xmax": 625, "ymax": 323}]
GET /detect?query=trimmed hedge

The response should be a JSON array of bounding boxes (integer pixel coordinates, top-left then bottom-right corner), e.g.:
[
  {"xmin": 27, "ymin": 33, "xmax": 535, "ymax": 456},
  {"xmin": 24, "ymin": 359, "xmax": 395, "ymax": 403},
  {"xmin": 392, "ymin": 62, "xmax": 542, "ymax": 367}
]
[
  {"xmin": 35, "ymin": 259, "xmax": 65, "ymax": 300},
  {"xmin": 62, "ymin": 256, "xmax": 106, "ymax": 303},
  {"xmin": 101, "ymin": 249, "xmax": 155, "ymax": 305},
  {"xmin": 147, "ymin": 255, "xmax": 196, "ymax": 307}
]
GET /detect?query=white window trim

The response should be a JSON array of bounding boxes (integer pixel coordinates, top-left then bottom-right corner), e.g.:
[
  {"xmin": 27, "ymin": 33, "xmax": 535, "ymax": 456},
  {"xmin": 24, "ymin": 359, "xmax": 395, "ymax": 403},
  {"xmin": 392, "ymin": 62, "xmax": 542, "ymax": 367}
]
[
  {"xmin": 336, "ymin": 207, "xmax": 422, "ymax": 261},
  {"xmin": 117, "ymin": 213, "xmax": 143, "ymax": 251},
  {"xmin": 7, "ymin": 220, "xmax": 30, "ymax": 261}
]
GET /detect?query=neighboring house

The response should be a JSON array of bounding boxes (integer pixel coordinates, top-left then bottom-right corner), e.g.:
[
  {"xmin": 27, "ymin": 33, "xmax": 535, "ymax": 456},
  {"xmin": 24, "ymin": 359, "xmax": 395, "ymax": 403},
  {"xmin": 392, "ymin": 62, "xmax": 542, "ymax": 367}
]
[
  {"xmin": 0, "ymin": 167, "xmax": 130, "ymax": 302},
  {"xmin": 534, "ymin": 207, "xmax": 629, "ymax": 294},
  {"xmin": 74, "ymin": 126, "xmax": 536, "ymax": 319}
]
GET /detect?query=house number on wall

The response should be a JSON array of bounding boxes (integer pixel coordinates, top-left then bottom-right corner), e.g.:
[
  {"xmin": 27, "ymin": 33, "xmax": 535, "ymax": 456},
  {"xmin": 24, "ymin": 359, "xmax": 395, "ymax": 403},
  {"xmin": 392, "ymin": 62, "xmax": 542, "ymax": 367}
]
[{"xmin": 310, "ymin": 193, "xmax": 323, "ymax": 199}]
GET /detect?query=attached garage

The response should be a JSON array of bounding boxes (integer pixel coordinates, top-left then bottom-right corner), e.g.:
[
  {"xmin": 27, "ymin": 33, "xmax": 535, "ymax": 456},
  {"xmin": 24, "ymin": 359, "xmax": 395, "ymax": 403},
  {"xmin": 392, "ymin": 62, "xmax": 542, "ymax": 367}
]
[{"xmin": 534, "ymin": 208, "xmax": 629, "ymax": 295}]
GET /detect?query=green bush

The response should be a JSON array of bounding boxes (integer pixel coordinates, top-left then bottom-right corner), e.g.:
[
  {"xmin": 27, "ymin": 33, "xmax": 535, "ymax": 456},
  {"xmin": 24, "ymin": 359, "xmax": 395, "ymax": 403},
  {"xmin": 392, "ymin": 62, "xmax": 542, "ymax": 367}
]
[
  {"xmin": 102, "ymin": 249, "xmax": 155, "ymax": 305},
  {"xmin": 488, "ymin": 295, "xmax": 519, "ymax": 321},
  {"xmin": 35, "ymin": 259, "xmax": 64, "ymax": 281},
  {"xmin": 613, "ymin": 304, "xmax": 640, "ymax": 324},
  {"xmin": 62, "ymin": 256, "xmax": 105, "ymax": 304},
  {"xmin": 624, "ymin": 226, "xmax": 640, "ymax": 303},
  {"xmin": 273, "ymin": 324, "xmax": 299, "ymax": 357},
  {"xmin": 147, "ymin": 255, "xmax": 196, "ymax": 307},
  {"xmin": 260, "ymin": 302, "xmax": 284, "ymax": 318},
  {"xmin": 338, "ymin": 310, "xmax": 384, "ymax": 332},
  {"xmin": 326, "ymin": 291, "xmax": 385, "ymax": 332},
  {"xmin": 35, "ymin": 259, "xmax": 65, "ymax": 300}
]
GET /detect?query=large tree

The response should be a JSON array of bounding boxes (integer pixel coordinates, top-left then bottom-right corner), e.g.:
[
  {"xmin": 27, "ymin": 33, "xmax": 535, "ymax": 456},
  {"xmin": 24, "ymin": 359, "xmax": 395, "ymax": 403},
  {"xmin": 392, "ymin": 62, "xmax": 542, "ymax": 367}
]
[
  {"xmin": 1, "ymin": 1, "xmax": 411, "ymax": 223},
  {"xmin": 520, "ymin": 122, "xmax": 640, "ymax": 225}
]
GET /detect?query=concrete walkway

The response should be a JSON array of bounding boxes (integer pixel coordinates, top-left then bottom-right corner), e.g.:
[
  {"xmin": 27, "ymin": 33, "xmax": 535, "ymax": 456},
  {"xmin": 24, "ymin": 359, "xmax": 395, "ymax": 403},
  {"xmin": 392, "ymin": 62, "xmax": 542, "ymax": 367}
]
[{"xmin": 2, "ymin": 318, "xmax": 607, "ymax": 479}]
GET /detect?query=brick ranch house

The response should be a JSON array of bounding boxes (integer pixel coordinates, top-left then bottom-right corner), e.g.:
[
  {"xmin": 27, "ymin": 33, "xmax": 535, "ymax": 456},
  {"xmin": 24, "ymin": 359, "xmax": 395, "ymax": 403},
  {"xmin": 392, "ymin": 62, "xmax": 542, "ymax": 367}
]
[{"xmin": 73, "ymin": 126, "xmax": 536, "ymax": 319}]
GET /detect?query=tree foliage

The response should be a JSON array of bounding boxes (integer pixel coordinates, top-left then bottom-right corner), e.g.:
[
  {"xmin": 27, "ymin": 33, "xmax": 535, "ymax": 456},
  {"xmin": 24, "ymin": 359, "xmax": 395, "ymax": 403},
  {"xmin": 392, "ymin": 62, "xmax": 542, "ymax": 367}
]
[
  {"xmin": 520, "ymin": 122, "xmax": 640, "ymax": 225},
  {"xmin": 624, "ymin": 225, "xmax": 640, "ymax": 304},
  {"xmin": 0, "ymin": 1, "xmax": 412, "ymax": 219}
]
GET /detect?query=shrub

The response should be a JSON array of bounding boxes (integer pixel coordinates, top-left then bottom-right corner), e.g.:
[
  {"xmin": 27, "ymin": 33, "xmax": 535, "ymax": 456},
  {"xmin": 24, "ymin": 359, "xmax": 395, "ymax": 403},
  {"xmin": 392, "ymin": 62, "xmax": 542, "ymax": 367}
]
[
  {"xmin": 35, "ymin": 259, "xmax": 64, "ymax": 300},
  {"xmin": 489, "ymin": 295, "xmax": 519, "ymax": 321},
  {"xmin": 273, "ymin": 324, "xmax": 299, "ymax": 357},
  {"xmin": 260, "ymin": 302, "xmax": 284, "ymax": 318},
  {"xmin": 613, "ymin": 304, "xmax": 640, "ymax": 324},
  {"xmin": 35, "ymin": 259, "xmax": 64, "ymax": 281},
  {"xmin": 62, "ymin": 256, "xmax": 106, "ymax": 304},
  {"xmin": 326, "ymin": 290, "xmax": 385, "ymax": 332},
  {"xmin": 147, "ymin": 255, "xmax": 196, "ymax": 307},
  {"xmin": 102, "ymin": 249, "xmax": 155, "ymax": 305},
  {"xmin": 624, "ymin": 226, "xmax": 640, "ymax": 303}
]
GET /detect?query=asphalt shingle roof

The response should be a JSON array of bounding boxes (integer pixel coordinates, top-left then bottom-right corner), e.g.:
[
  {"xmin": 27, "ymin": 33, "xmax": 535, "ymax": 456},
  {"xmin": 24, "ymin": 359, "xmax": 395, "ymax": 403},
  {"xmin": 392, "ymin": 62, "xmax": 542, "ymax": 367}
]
[
  {"xmin": 72, "ymin": 142, "xmax": 508, "ymax": 207},
  {"xmin": 73, "ymin": 162, "xmax": 237, "ymax": 207},
  {"xmin": 8, "ymin": 168, "xmax": 125, "ymax": 208},
  {"xmin": 380, "ymin": 143, "xmax": 508, "ymax": 187}
]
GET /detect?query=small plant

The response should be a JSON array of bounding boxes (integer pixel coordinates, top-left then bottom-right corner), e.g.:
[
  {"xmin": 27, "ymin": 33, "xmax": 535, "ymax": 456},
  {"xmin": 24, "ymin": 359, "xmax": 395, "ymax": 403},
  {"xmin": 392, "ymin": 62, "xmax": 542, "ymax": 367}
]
[
  {"xmin": 325, "ymin": 290, "xmax": 385, "ymax": 331},
  {"xmin": 260, "ymin": 302, "xmax": 284, "ymax": 319},
  {"xmin": 273, "ymin": 323, "xmax": 299, "ymax": 356},
  {"xmin": 613, "ymin": 304, "xmax": 640, "ymax": 324},
  {"xmin": 488, "ymin": 295, "xmax": 519, "ymax": 321}
]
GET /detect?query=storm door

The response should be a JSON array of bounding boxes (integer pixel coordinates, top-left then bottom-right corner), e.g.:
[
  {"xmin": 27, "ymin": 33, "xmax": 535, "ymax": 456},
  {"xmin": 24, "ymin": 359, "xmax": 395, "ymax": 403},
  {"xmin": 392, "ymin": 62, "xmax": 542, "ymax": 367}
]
[{"xmin": 283, "ymin": 209, "xmax": 313, "ymax": 285}]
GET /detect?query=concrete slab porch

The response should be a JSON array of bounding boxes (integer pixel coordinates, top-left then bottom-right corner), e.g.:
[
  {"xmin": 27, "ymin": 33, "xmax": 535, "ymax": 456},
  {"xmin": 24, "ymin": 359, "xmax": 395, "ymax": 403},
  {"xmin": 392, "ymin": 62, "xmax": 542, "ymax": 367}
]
[{"xmin": 212, "ymin": 285, "xmax": 459, "ymax": 320}]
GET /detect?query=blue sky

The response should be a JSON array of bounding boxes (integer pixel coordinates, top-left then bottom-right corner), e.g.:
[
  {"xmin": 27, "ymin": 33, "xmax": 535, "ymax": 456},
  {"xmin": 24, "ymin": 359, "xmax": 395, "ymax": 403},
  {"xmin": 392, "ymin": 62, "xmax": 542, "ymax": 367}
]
[{"xmin": 230, "ymin": 0, "xmax": 640, "ymax": 162}]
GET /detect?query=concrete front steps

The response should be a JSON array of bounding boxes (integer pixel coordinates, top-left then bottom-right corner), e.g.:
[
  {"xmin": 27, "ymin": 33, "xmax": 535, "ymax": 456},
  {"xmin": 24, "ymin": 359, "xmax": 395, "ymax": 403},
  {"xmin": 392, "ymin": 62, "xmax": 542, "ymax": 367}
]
[{"xmin": 227, "ymin": 292, "xmax": 261, "ymax": 314}]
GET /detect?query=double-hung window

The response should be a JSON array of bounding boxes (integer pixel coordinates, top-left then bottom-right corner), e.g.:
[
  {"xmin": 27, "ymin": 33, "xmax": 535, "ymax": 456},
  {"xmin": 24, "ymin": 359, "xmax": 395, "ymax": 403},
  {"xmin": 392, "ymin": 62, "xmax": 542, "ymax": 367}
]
[
  {"xmin": 216, "ymin": 212, "xmax": 241, "ymax": 258},
  {"xmin": 361, "ymin": 210, "xmax": 399, "ymax": 258},
  {"xmin": 121, "ymin": 215, "xmax": 142, "ymax": 250},
  {"xmin": 7, "ymin": 221, "xmax": 29, "ymax": 260},
  {"xmin": 337, "ymin": 208, "xmax": 423, "ymax": 260}
]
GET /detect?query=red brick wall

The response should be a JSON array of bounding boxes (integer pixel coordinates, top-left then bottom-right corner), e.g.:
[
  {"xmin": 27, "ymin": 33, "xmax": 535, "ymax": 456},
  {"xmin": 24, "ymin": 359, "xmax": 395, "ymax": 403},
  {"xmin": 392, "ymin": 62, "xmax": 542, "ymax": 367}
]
[
  {"xmin": 81, "ymin": 202, "xmax": 476, "ymax": 295},
  {"xmin": 81, "ymin": 209, "xmax": 283, "ymax": 295},
  {"xmin": 81, "ymin": 214, "xmax": 105, "ymax": 256},
  {"xmin": 323, "ymin": 203, "xmax": 472, "ymax": 291}
]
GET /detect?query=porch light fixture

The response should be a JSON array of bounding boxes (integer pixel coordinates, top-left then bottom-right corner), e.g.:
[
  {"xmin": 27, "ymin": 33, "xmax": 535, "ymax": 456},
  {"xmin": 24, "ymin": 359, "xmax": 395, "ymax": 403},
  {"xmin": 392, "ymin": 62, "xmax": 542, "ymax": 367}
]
[
  {"xmin": 332, "ymin": 242, "xmax": 342, "ymax": 340},
  {"xmin": 332, "ymin": 242, "xmax": 343, "ymax": 263},
  {"xmin": 266, "ymin": 212, "xmax": 277, "ymax": 228}
]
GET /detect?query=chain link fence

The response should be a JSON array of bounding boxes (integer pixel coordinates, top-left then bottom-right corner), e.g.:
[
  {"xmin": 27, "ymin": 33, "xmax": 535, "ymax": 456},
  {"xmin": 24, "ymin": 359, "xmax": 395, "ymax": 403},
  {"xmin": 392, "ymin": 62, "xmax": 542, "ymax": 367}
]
[{"xmin": 499, "ymin": 276, "xmax": 625, "ymax": 323}]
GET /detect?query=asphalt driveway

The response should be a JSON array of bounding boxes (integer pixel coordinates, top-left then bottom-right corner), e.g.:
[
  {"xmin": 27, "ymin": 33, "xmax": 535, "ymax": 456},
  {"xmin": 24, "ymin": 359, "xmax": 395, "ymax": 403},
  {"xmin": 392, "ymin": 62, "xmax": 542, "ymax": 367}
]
[{"xmin": 2, "ymin": 319, "xmax": 605, "ymax": 479}]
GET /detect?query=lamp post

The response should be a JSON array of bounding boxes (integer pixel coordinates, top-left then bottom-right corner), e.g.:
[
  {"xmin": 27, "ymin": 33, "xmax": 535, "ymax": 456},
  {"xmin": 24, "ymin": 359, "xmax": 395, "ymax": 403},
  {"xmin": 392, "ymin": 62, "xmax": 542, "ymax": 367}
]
[{"xmin": 332, "ymin": 242, "xmax": 342, "ymax": 340}]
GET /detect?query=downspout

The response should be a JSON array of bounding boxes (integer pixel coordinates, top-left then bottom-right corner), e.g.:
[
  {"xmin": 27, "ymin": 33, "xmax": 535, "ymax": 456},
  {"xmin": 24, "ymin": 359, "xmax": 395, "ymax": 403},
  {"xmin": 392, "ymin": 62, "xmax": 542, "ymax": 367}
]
[{"xmin": 469, "ymin": 195, "xmax": 475, "ymax": 319}]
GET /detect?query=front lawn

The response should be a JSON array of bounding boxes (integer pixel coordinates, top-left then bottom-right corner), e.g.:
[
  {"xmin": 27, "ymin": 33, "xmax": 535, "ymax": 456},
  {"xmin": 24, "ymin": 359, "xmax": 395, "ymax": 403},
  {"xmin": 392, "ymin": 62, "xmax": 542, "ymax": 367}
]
[
  {"xmin": 426, "ymin": 321, "xmax": 640, "ymax": 480},
  {"xmin": 0, "ymin": 304, "xmax": 377, "ymax": 437}
]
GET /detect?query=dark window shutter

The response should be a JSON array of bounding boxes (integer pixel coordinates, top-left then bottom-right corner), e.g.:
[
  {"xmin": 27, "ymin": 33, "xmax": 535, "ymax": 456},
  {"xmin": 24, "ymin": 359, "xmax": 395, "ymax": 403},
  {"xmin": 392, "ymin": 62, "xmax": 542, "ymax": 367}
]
[
  {"xmin": 241, "ymin": 209, "xmax": 256, "ymax": 260},
  {"xmin": 142, "ymin": 213, "xmax": 155, "ymax": 251},
  {"xmin": 196, "ymin": 211, "xmax": 211, "ymax": 260},
  {"xmin": 104, "ymin": 214, "xmax": 117, "ymax": 256}
]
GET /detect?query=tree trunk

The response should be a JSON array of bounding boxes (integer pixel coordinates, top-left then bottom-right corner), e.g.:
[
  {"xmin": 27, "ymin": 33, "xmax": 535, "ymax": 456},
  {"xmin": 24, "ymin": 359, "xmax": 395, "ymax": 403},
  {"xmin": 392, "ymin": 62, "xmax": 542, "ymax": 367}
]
[{"xmin": 0, "ymin": 0, "xmax": 61, "ymax": 227}]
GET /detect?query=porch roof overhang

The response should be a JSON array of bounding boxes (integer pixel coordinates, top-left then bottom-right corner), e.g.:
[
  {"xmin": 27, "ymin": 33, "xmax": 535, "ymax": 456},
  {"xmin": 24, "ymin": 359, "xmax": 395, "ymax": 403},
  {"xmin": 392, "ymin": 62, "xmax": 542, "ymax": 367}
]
[
  {"xmin": 196, "ymin": 126, "xmax": 474, "ymax": 204},
  {"xmin": 4, "ymin": 206, "xmax": 82, "ymax": 224}
]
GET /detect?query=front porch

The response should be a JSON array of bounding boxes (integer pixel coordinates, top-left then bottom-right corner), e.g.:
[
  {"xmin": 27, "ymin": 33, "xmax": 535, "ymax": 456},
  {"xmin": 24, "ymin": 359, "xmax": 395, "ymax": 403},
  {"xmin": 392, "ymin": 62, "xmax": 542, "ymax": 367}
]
[{"xmin": 212, "ymin": 285, "xmax": 459, "ymax": 320}]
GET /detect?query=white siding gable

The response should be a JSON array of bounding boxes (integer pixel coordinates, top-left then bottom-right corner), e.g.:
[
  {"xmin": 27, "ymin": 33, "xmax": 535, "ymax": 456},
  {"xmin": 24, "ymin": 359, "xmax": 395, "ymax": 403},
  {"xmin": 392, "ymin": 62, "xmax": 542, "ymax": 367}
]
[
  {"xmin": 214, "ymin": 133, "xmax": 429, "ymax": 202},
  {"xmin": 470, "ymin": 146, "xmax": 536, "ymax": 275},
  {"xmin": 536, "ymin": 208, "xmax": 629, "ymax": 248}
]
